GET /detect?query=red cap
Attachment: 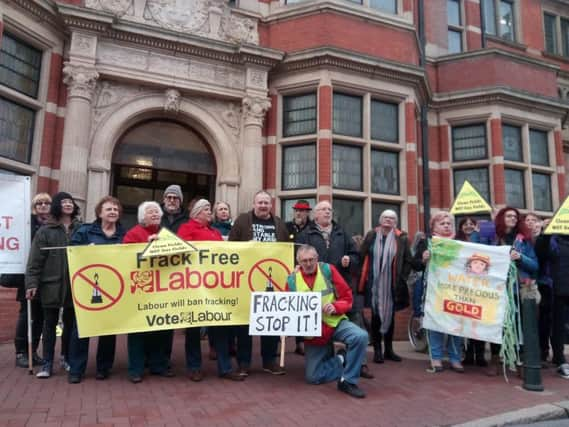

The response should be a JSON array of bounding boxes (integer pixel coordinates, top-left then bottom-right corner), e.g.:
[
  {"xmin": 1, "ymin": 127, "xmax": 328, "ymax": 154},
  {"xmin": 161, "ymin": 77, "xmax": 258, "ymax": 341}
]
[{"xmin": 293, "ymin": 200, "xmax": 311, "ymax": 210}]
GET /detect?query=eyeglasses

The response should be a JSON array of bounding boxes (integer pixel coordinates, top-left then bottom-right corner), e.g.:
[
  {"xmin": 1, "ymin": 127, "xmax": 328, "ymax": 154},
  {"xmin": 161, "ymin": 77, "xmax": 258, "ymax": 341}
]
[
  {"xmin": 505, "ymin": 214, "xmax": 518, "ymax": 219},
  {"xmin": 35, "ymin": 201, "xmax": 51, "ymax": 206}
]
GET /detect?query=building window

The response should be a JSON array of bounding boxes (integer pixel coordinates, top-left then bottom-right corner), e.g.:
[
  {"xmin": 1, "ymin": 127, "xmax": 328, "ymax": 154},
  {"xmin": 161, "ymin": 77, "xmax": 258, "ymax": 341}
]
[
  {"xmin": 448, "ymin": 0, "xmax": 463, "ymax": 53},
  {"xmin": 333, "ymin": 144, "xmax": 362, "ymax": 190},
  {"xmin": 544, "ymin": 13, "xmax": 557, "ymax": 54},
  {"xmin": 453, "ymin": 168, "xmax": 490, "ymax": 203},
  {"xmin": 371, "ymin": 100, "xmax": 398, "ymax": 142},
  {"xmin": 282, "ymin": 144, "xmax": 316, "ymax": 190},
  {"xmin": 371, "ymin": 149, "xmax": 399, "ymax": 194},
  {"xmin": 504, "ymin": 168, "xmax": 525, "ymax": 208},
  {"xmin": 562, "ymin": 19, "xmax": 569, "ymax": 57},
  {"xmin": 369, "ymin": 0, "xmax": 397, "ymax": 14},
  {"xmin": 532, "ymin": 173, "xmax": 552, "ymax": 212},
  {"xmin": 333, "ymin": 198, "xmax": 363, "ymax": 236},
  {"xmin": 483, "ymin": 0, "xmax": 515, "ymax": 41},
  {"xmin": 452, "ymin": 124, "xmax": 487, "ymax": 161},
  {"xmin": 529, "ymin": 129, "xmax": 549, "ymax": 166},
  {"xmin": 0, "ymin": 96, "xmax": 35, "ymax": 163},
  {"xmin": 0, "ymin": 33, "xmax": 42, "ymax": 98},
  {"xmin": 283, "ymin": 93, "xmax": 317, "ymax": 137},
  {"xmin": 371, "ymin": 201, "xmax": 401, "ymax": 226},
  {"xmin": 281, "ymin": 197, "xmax": 317, "ymax": 222},
  {"xmin": 502, "ymin": 124, "xmax": 522, "ymax": 162},
  {"xmin": 333, "ymin": 93, "xmax": 362, "ymax": 137}
]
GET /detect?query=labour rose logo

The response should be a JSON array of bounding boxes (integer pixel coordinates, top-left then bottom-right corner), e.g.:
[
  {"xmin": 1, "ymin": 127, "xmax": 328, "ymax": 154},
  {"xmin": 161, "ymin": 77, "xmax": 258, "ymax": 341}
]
[{"xmin": 130, "ymin": 271, "xmax": 156, "ymax": 294}]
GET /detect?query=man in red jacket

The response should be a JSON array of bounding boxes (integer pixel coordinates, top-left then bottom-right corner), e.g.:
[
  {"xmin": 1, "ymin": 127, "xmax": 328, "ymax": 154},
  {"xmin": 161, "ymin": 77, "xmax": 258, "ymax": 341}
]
[{"xmin": 287, "ymin": 244, "xmax": 368, "ymax": 398}]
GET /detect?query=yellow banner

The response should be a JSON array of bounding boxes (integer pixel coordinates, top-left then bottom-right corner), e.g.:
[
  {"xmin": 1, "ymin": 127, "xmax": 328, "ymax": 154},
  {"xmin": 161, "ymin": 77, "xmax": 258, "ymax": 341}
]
[{"xmin": 67, "ymin": 242, "xmax": 294, "ymax": 337}]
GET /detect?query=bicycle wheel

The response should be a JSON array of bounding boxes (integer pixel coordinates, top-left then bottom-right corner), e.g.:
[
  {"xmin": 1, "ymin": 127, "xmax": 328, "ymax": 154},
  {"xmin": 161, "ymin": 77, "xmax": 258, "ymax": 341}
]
[{"xmin": 408, "ymin": 315, "xmax": 428, "ymax": 353}]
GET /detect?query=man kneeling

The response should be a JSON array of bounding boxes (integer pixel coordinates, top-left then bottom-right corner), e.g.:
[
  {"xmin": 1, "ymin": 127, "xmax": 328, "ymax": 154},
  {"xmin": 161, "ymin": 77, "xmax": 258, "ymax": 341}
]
[{"xmin": 287, "ymin": 244, "xmax": 369, "ymax": 398}]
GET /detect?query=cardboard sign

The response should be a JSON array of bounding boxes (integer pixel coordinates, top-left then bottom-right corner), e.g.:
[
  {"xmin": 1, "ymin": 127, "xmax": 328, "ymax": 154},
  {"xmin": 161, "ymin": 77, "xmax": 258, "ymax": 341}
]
[
  {"xmin": 0, "ymin": 175, "xmax": 31, "ymax": 274},
  {"xmin": 450, "ymin": 181, "xmax": 492, "ymax": 215},
  {"xmin": 248, "ymin": 291, "xmax": 321, "ymax": 337},
  {"xmin": 544, "ymin": 195, "xmax": 569, "ymax": 235},
  {"xmin": 140, "ymin": 227, "xmax": 197, "ymax": 258}
]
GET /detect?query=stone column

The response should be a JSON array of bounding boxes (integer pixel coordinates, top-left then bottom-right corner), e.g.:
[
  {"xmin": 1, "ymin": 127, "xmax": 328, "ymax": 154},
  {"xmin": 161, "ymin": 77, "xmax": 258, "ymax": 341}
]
[
  {"xmin": 59, "ymin": 63, "xmax": 98, "ymax": 212},
  {"xmin": 241, "ymin": 96, "xmax": 271, "ymax": 210}
]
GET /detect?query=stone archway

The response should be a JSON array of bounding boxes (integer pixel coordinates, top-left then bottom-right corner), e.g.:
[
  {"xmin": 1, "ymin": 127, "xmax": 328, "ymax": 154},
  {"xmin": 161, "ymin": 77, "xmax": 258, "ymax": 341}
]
[{"xmin": 86, "ymin": 91, "xmax": 241, "ymax": 221}]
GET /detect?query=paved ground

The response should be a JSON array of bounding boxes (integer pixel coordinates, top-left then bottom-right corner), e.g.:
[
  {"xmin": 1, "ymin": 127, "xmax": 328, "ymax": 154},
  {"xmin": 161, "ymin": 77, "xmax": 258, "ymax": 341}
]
[{"xmin": 0, "ymin": 335, "xmax": 568, "ymax": 427}]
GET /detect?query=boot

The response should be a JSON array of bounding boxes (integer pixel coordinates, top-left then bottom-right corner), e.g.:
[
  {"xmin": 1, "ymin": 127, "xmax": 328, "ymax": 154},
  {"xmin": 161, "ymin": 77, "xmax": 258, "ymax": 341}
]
[
  {"xmin": 383, "ymin": 340, "xmax": 402, "ymax": 362},
  {"xmin": 486, "ymin": 354, "xmax": 500, "ymax": 377},
  {"xmin": 373, "ymin": 342, "xmax": 384, "ymax": 364},
  {"xmin": 463, "ymin": 342, "xmax": 474, "ymax": 365}
]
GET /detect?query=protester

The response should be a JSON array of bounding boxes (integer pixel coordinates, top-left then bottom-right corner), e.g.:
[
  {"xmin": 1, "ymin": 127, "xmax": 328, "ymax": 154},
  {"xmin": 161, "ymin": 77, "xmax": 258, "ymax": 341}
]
[
  {"xmin": 1, "ymin": 193, "xmax": 51, "ymax": 368},
  {"xmin": 548, "ymin": 232, "xmax": 569, "ymax": 378},
  {"xmin": 123, "ymin": 201, "xmax": 173, "ymax": 383},
  {"xmin": 25, "ymin": 192, "xmax": 81, "ymax": 378},
  {"xmin": 359, "ymin": 209, "xmax": 414, "ymax": 365},
  {"xmin": 456, "ymin": 217, "xmax": 487, "ymax": 367},
  {"xmin": 485, "ymin": 207, "xmax": 538, "ymax": 376},
  {"xmin": 228, "ymin": 190, "xmax": 289, "ymax": 376},
  {"xmin": 418, "ymin": 211, "xmax": 465, "ymax": 373},
  {"xmin": 67, "ymin": 196, "xmax": 126, "ymax": 383},
  {"xmin": 211, "ymin": 201, "xmax": 233, "ymax": 238},
  {"xmin": 287, "ymin": 245, "xmax": 368, "ymax": 398},
  {"xmin": 160, "ymin": 184, "xmax": 188, "ymax": 233},
  {"xmin": 409, "ymin": 231, "xmax": 426, "ymax": 318}
]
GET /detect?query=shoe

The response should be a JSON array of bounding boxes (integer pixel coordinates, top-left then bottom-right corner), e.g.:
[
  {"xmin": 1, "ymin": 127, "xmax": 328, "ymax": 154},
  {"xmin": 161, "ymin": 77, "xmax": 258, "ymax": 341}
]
[
  {"xmin": 294, "ymin": 345, "xmax": 305, "ymax": 356},
  {"xmin": 95, "ymin": 370, "xmax": 109, "ymax": 380},
  {"xmin": 60, "ymin": 357, "xmax": 70, "ymax": 372},
  {"xmin": 36, "ymin": 364, "xmax": 52, "ymax": 379},
  {"xmin": 557, "ymin": 363, "xmax": 569, "ymax": 379},
  {"xmin": 337, "ymin": 379, "xmax": 366, "ymax": 398},
  {"xmin": 68, "ymin": 374, "xmax": 82, "ymax": 384},
  {"xmin": 220, "ymin": 372, "xmax": 245, "ymax": 381},
  {"xmin": 360, "ymin": 365, "xmax": 374, "ymax": 379},
  {"xmin": 384, "ymin": 349, "xmax": 402, "ymax": 362},
  {"xmin": 262, "ymin": 363, "xmax": 286, "ymax": 375},
  {"xmin": 373, "ymin": 344, "xmax": 384, "ymax": 364},
  {"xmin": 238, "ymin": 367, "xmax": 249, "ymax": 377},
  {"xmin": 336, "ymin": 348, "xmax": 347, "ymax": 368},
  {"xmin": 430, "ymin": 360, "xmax": 444, "ymax": 373},
  {"xmin": 15, "ymin": 353, "xmax": 28, "ymax": 368},
  {"xmin": 129, "ymin": 375, "xmax": 143, "ymax": 384},
  {"xmin": 32, "ymin": 353, "xmax": 44, "ymax": 367},
  {"xmin": 189, "ymin": 370, "xmax": 203, "ymax": 382},
  {"xmin": 450, "ymin": 362, "xmax": 465, "ymax": 373}
]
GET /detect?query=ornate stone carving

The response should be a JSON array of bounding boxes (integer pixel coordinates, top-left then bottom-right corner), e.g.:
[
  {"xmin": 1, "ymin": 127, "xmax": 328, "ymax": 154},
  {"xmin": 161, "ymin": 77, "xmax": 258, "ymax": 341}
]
[
  {"xmin": 63, "ymin": 63, "xmax": 99, "ymax": 101},
  {"xmin": 191, "ymin": 96, "xmax": 242, "ymax": 137},
  {"xmin": 164, "ymin": 88, "xmax": 181, "ymax": 112},
  {"xmin": 247, "ymin": 69, "xmax": 267, "ymax": 90},
  {"xmin": 242, "ymin": 96, "xmax": 270, "ymax": 127},
  {"xmin": 85, "ymin": 0, "xmax": 131, "ymax": 16}
]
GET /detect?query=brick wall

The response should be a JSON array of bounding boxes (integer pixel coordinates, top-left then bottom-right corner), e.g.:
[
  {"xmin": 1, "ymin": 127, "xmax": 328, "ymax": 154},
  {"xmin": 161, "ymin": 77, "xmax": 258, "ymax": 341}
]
[{"xmin": 0, "ymin": 288, "xmax": 18, "ymax": 344}]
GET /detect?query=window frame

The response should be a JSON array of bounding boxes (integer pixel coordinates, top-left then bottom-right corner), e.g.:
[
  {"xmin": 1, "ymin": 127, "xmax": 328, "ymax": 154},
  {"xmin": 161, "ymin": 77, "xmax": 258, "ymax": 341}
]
[
  {"xmin": 333, "ymin": 92, "xmax": 363, "ymax": 138},
  {"xmin": 483, "ymin": 0, "xmax": 517, "ymax": 42},
  {"xmin": 281, "ymin": 142, "xmax": 317, "ymax": 191},
  {"xmin": 282, "ymin": 92, "xmax": 317, "ymax": 138},
  {"xmin": 332, "ymin": 142, "xmax": 363, "ymax": 191},
  {"xmin": 451, "ymin": 123, "xmax": 488, "ymax": 162},
  {"xmin": 447, "ymin": 0, "xmax": 464, "ymax": 54}
]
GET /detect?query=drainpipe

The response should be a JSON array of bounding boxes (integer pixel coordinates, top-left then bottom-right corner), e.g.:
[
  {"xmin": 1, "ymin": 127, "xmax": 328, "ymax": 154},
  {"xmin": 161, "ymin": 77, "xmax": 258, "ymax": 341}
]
[
  {"xmin": 418, "ymin": 0, "xmax": 430, "ymax": 233},
  {"xmin": 480, "ymin": 0, "xmax": 487, "ymax": 48}
]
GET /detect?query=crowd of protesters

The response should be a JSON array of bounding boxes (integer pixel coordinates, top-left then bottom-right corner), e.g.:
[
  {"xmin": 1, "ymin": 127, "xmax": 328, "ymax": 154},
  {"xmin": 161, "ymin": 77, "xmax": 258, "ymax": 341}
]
[{"xmin": 1, "ymin": 186, "xmax": 569, "ymax": 399}]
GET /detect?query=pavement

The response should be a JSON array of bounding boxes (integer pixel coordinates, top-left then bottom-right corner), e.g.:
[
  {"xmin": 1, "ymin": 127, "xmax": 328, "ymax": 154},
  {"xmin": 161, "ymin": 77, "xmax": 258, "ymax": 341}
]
[{"xmin": 0, "ymin": 335, "xmax": 568, "ymax": 427}]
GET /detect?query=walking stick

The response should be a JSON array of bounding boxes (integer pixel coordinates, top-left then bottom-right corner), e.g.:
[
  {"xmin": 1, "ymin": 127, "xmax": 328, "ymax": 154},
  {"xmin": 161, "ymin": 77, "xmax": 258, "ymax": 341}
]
[
  {"xmin": 27, "ymin": 299, "xmax": 33, "ymax": 375},
  {"xmin": 279, "ymin": 336, "xmax": 286, "ymax": 368}
]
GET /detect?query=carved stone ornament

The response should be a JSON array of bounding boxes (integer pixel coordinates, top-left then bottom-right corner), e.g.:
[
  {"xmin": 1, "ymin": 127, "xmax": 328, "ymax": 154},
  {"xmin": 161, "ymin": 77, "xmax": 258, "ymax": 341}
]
[
  {"xmin": 242, "ymin": 96, "xmax": 271, "ymax": 127},
  {"xmin": 84, "ymin": 0, "xmax": 259, "ymax": 45},
  {"xmin": 164, "ymin": 88, "xmax": 182, "ymax": 112},
  {"xmin": 63, "ymin": 63, "xmax": 99, "ymax": 101}
]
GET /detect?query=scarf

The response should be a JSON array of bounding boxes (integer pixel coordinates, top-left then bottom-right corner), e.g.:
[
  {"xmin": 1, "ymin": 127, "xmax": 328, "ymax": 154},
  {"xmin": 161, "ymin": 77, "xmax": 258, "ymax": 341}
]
[{"xmin": 371, "ymin": 229, "xmax": 397, "ymax": 334}]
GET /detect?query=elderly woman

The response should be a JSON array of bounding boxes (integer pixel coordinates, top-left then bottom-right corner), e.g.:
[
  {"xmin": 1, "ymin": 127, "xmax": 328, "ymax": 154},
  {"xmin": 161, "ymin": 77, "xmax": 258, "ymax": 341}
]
[
  {"xmin": 67, "ymin": 196, "xmax": 126, "ymax": 383},
  {"xmin": 25, "ymin": 192, "xmax": 82, "ymax": 379},
  {"xmin": 123, "ymin": 201, "xmax": 172, "ymax": 383},
  {"xmin": 418, "ymin": 211, "xmax": 464, "ymax": 373},
  {"xmin": 178, "ymin": 199, "xmax": 243, "ymax": 381},
  {"xmin": 211, "ymin": 201, "xmax": 233, "ymax": 239},
  {"xmin": 359, "ymin": 209, "xmax": 415, "ymax": 364}
]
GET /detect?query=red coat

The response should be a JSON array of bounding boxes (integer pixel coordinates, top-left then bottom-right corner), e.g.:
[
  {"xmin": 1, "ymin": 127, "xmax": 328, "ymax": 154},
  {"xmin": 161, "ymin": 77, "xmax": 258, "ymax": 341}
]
[
  {"xmin": 122, "ymin": 224, "xmax": 160, "ymax": 244},
  {"xmin": 178, "ymin": 219, "xmax": 223, "ymax": 241}
]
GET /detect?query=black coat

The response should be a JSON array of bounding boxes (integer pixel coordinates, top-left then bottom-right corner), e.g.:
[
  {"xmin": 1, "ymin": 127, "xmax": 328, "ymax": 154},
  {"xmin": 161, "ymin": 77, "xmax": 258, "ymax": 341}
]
[
  {"xmin": 160, "ymin": 206, "xmax": 189, "ymax": 234},
  {"xmin": 550, "ymin": 234, "xmax": 569, "ymax": 296},
  {"xmin": 296, "ymin": 221, "xmax": 360, "ymax": 285}
]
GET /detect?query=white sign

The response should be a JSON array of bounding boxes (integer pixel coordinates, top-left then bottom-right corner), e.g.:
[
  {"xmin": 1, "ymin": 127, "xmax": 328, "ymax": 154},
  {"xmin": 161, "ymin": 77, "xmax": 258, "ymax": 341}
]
[
  {"xmin": 0, "ymin": 175, "xmax": 31, "ymax": 274},
  {"xmin": 249, "ymin": 292, "xmax": 322, "ymax": 336}
]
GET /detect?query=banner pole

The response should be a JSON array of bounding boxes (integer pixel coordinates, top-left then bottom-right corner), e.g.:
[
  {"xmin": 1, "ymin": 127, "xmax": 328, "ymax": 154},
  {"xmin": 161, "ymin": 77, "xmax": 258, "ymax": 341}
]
[
  {"xmin": 279, "ymin": 336, "xmax": 286, "ymax": 368},
  {"xmin": 27, "ymin": 299, "xmax": 33, "ymax": 375}
]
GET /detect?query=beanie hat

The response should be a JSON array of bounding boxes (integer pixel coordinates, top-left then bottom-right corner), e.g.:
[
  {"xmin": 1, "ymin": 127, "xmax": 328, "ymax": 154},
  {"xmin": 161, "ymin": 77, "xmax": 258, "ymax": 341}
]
[
  {"xmin": 164, "ymin": 184, "xmax": 183, "ymax": 203},
  {"xmin": 190, "ymin": 199, "xmax": 210, "ymax": 219}
]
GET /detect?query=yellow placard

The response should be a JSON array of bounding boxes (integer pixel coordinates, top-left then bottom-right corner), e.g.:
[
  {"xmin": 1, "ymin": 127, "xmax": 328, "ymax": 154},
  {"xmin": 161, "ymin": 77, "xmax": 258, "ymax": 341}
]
[
  {"xmin": 450, "ymin": 181, "xmax": 492, "ymax": 215},
  {"xmin": 544, "ymin": 195, "xmax": 569, "ymax": 235},
  {"xmin": 140, "ymin": 227, "xmax": 197, "ymax": 257},
  {"xmin": 67, "ymin": 241, "xmax": 294, "ymax": 337}
]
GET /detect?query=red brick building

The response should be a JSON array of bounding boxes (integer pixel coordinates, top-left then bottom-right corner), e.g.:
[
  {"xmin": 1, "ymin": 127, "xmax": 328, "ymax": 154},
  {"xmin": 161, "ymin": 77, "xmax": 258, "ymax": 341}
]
[{"xmin": 1, "ymin": 0, "xmax": 569, "ymax": 341}]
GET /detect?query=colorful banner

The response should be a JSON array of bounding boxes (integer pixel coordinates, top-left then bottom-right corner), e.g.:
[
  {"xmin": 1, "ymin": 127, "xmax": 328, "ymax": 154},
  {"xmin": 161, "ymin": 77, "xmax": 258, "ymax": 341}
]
[
  {"xmin": 0, "ymin": 175, "xmax": 30, "ymax": 274},
  {"xmin": 544, "ymin": 195, "xmax": 569, "ymax": 235},
  {"xmin": 450, "ymin": 180, "xmax": 492, "ymax": 215},
  {"xmin": 67, "ymin": 241, "xmax": 294, "ymax": 337},
  {"xmin": 423, "ymin": 237, "xmax": 511, "ymax": 344}
]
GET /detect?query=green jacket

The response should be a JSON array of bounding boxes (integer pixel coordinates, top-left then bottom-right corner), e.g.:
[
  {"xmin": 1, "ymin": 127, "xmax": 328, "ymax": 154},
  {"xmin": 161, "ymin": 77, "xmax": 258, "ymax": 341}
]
[{"xmin": 25, "ymin": 219, "xmax": 82, "ymax": 308}]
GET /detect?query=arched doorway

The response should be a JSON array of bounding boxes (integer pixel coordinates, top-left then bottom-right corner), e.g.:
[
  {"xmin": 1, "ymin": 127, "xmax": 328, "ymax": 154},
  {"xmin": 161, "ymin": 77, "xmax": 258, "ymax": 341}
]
[{"xmin": 111, "ymin": 119, "xmax": 216, "ymax": 228}]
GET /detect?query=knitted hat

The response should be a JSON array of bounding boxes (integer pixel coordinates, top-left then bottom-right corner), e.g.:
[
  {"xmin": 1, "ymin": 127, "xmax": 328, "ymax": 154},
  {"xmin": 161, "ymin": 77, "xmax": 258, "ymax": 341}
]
[
  {"xmin": 164, "ymin": 184, "xmax": 183, "ymax": 203},
  {"xmin": 190, "ymin": 199, "xmax": 210, "ymax": 219}
]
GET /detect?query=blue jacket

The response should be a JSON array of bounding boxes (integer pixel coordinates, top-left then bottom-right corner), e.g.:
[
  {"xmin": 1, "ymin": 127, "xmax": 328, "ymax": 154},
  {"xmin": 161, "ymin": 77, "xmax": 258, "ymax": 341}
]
[
  {"xmin": 510, "ymin": 236, "xmax": 539, "ymax": 282},
  {"xmin": 71, "ymin": 220, "xmax": 126, "ymax": 246}
]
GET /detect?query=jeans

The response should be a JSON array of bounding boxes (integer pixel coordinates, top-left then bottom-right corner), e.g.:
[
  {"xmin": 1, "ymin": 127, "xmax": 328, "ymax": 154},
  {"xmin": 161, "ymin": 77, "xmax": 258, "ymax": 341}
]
[
  {"xmin": 14, "ymin": 299, "xmax": 43, "ymax": 355},
  {"xmin": 304, "ymin": 320, "xmax": 368, "ymax": 385},
  {"xmin": 127, "ymin": 332, "xmax": 168, "ymax": 377},
  {"xmin": 68, "ymin": 321, "xmax": 115, "ymax": 376},
  {"xmin": 551, "ymin": 295, "xmax": 569, "ymax": 365},
  {"xmin": 42, "ymin": 307, "xmax": 74, "ymax": 368},
  {"xmin": 184, "ymin": 327, "xmax": 202, "ymax": 371},
  {"xmin": 210, "ymin": 326, "xmax": 234, "ymax": 375},
  {"xmin": 427, "ymin": 329, "xmax": 463, "ymax": 364}
]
